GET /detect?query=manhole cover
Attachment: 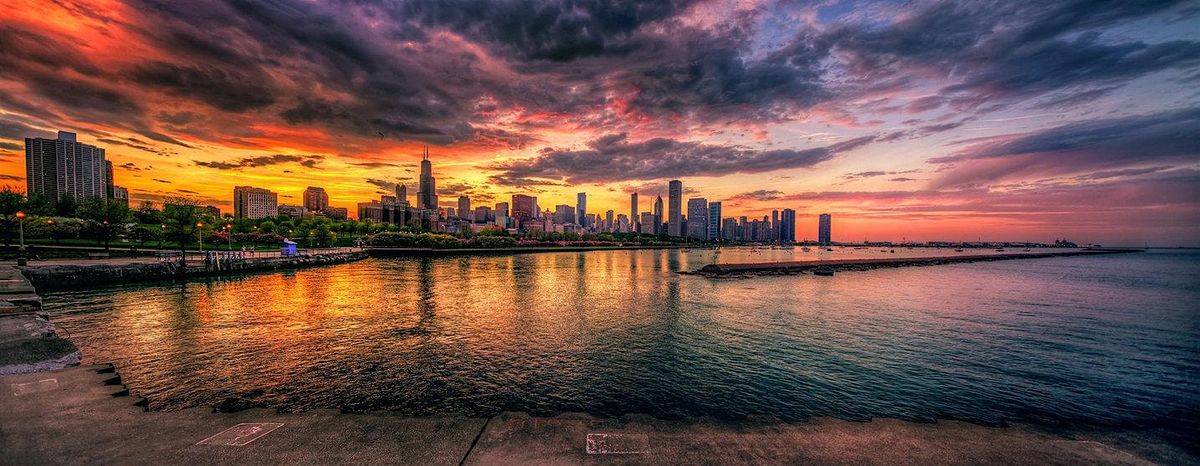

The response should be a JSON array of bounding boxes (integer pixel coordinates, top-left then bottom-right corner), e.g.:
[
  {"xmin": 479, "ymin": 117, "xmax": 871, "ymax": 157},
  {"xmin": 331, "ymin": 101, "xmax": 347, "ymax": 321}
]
[
  {"xmin": 11, "ymin": 379, "xmax": 58, "ymax": 396},
  {"xmin": 586, "ymin": 433, "xmax": 649, "ymax": 454},
  {"xmin": 197, "ymin": 423, "xmax": 284, "ymax": 446}
]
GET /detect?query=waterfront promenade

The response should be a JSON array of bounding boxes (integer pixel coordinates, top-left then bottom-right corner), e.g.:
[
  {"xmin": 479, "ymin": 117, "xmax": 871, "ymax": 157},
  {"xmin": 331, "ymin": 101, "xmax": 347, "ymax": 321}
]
[{"xmin": 1, "ymin": 364, "xmax": 1176, "ymax": 465}]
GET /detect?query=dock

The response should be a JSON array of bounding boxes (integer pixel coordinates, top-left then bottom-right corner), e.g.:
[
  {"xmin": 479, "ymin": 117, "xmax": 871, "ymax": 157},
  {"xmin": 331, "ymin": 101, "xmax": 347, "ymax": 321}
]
[{"xmin": 689, "ymin": 249, "xmax": 1142, "ymax": 278}]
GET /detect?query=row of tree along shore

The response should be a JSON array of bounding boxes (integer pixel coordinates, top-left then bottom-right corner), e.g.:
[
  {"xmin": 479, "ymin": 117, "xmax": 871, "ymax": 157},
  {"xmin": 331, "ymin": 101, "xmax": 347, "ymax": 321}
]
[{"xmin": 1, "ymin": 189, "xmax": 705, "ymax": 261}]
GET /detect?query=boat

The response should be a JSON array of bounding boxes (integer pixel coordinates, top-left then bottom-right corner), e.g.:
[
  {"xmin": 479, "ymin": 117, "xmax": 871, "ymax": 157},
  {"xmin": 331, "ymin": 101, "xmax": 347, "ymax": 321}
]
[
  {"xmin": 801, "ymin": 246, "xmax": 811, "ymax": 252},
  {"xmin": 954, "ymin": 249, "xmax": 964, "ymax": 252},
  {"xmin": 825, "ymin": 247, "xmax": 833, "ymax": 251}
]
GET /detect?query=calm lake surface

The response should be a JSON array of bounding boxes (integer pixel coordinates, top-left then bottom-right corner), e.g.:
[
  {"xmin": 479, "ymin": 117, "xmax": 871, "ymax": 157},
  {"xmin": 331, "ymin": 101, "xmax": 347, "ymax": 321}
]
[{"xmin": 44, "ymin": 248, "xmax": 1200, "ymax": 442}]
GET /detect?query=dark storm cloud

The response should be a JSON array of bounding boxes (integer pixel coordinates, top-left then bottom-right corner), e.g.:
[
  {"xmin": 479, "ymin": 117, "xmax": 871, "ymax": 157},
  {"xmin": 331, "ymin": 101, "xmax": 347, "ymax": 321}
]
[
  {"xmin": 395, "ymin": 0, "xmax": 696, "ymax": 62},
  {"xmin": 1, "ymin": 0, "xmax": 1196, "ymax": 165},
  {"xmin": 194, "ymin": 154, "xmax": 324, "ymax": 170},
  {"xmin": 0, "ymin": 142, "xmax": 21, "ymax": 151},
  {"xmin": 931, "ymin": 107, "xmax": 1200, "ymax": 188},
  {"xmin": 825, "ymin": 0, "xmax": 1200, "ymax": 110},
  {"xmin": 490, "ymin": 133, "xmax": 874, "ymax": 185},
  {"xmin": 128, "ymin": 61, "xmax": 276, "ymax": 112}
]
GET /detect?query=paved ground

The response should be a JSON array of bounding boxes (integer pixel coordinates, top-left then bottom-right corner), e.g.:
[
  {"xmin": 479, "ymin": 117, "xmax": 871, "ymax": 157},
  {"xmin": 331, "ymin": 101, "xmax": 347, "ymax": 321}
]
[{"xmin": 3, "ymin": 366, "xmax": 1190, "ymax": 465}]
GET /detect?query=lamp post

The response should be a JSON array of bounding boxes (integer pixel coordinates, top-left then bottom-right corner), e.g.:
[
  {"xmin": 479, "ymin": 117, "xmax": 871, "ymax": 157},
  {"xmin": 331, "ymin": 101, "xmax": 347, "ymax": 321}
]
[
  {"xmin": 197, "ymin": 222, "xmax": 204, "ymax": 254},
  {"xmin": 15, "ymin": 211, "xmax": 26, "ymax": 266},
  {"xmin": 225, "ymin": 224, "xmax": 233, "ymax": 250}
]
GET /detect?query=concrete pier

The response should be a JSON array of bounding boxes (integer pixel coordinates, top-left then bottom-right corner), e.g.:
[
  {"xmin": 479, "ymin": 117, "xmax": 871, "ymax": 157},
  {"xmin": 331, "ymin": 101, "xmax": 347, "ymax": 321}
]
[{"xmin": 690, "ymin": 249, "xmax": 1142, "ymax": 278}]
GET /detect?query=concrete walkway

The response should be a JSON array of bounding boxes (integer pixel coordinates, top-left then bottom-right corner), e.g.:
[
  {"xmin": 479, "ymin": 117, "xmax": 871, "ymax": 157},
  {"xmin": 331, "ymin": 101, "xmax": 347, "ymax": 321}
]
[{"xmin": 4, "ymin": 365, "xmax": 1187, "ymax": 465}]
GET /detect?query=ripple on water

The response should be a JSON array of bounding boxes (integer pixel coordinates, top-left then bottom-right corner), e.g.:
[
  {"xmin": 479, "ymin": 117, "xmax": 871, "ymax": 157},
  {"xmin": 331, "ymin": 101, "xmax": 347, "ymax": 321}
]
[{"xmin": 41, "ymin": 249, "xmax": 1200, "ymax": 445}]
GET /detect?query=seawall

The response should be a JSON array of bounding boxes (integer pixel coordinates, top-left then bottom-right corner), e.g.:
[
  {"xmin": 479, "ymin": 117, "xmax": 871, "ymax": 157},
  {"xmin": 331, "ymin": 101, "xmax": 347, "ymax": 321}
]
[
  {"xmin": 366, "ymin": 244, "xmax": 683, "ymax": 256},
  {"xmin": 22, "ymin": 251, "xmax": 367, "ymax": 291},
  {"xmin": 689, "ymin": 249, "xmax": 1142, "ymax": 277}
]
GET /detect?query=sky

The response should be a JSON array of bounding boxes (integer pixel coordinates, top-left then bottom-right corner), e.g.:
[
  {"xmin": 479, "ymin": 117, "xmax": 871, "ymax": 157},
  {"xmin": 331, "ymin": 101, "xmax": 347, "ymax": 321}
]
[{"xmin": 0, "ymin": 0, "xmax": 1198, "ymax": 245}]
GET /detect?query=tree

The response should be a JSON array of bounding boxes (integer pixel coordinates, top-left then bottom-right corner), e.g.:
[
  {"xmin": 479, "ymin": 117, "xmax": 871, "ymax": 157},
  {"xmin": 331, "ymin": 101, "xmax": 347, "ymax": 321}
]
[
  {"xmin": 161, "ymin": 196, "xmax": 203, "ymax": 261},
  {"xmin": 259, "ymin": 220, "xmax": 276, "ymax": 235},
  {"xmin": 133, "ymin": 201, "xmax": 163, "ymax": 224},
  {"xmin": 24, "ymin": 193, "xmax": 53, "ymax": 216},
  {"xmin": 0, "ymin": 186, "xmax": 24, "ymax": 246},
  {"xmin": 131, "ymin": 225, "xmax": 160, "ymax": 248},
  {"xmin": 78, "ymin": 197, "xmax": 133, "ymax": 249},
  {"xmin": 54, "ymin": 194, "xmax": 78, "ymax": 217}
]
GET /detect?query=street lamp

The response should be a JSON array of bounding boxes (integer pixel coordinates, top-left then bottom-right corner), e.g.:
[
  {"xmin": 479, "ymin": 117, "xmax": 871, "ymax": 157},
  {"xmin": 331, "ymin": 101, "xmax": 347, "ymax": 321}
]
[
  {"xmin": 15, "ymin": 211, "xmax": 26, "ymax": 266},
  {"xmin": 160, "ymin": 224, "xmax": 167, "ymax": 250},
  {"xmin": 225, "ymin": 224, "xmax": 233, "ymax": 250},
  {"xmin": 196, "ymin": 222, "xmax": 204, "ymax": 253}
]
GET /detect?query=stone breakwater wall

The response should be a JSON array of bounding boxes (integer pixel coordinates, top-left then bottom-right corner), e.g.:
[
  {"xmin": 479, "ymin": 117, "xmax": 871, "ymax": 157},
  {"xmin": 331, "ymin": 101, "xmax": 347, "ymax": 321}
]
[
  {"xmin": 688, "ymin": 249, "xmax": 1141, "ymax": 278},
  {"xmin": 22, "ymin": 252, "xmax": 368, "ymax": 291}
]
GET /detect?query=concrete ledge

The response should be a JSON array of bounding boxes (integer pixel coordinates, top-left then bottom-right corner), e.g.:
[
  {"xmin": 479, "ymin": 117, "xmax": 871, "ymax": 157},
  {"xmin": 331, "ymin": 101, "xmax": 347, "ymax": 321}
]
[{"xmin": 2, "ymin": 365, "xmax": 1191, "ymax": 465}]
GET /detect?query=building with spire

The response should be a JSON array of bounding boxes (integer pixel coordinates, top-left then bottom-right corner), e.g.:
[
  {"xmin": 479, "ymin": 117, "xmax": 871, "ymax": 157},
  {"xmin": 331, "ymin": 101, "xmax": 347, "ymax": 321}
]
[
  {"xmin": 653, "ymin": 195, "xmax": 664, "ymax": 235},
  {"xmin": 417, "ymin": 146, "xmax": 438, "ymax": 210}
]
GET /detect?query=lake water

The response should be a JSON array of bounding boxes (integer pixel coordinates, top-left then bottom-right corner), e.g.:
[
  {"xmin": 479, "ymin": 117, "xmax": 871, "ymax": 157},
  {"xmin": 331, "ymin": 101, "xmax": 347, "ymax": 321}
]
[{"xmin": 44, "ymin": 248, "xmax": 1200, "ymax": 445}]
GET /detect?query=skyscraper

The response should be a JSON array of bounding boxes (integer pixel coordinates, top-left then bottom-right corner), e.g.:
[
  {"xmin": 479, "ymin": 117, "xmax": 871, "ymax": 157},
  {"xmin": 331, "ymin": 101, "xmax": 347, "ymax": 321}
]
[
  {"xmin": 303, "ymin": 186, "xmax": 329, "ymax": 213},
  {"xmin": 781, "ymin": 209, "xmax": 796, "ymax": 243},
  {"xmin": 772, "ymin": 210, "xmax": 780, "ymax": 243},
  {"xmin": 25, "ymin": 131, "xmax": 107, "ymax": 201},
  {"xmin": 417, "ymin": 146, "xmax": 437, "ymax": 210},
  {"xmin": 668, "ymin": 180, "xmax": 682, "ymax": 236},
  {"xmin": 233, "ymin": 186, "xmax": 278, "ymax": 219},
  {"xmin": 687, "ymin": 198, "xmax": 708, "ymax": 240},
  {"xmin": 458, "ymin": 195, "xmax": 470, "ymax": 219},
  {"xmin": 818, "ymin": 213, "xmax": 832, "ymax": 246},
  {"xmin": 396, "ymin": 184, "xmax": 408, "ymax": 205},
  {"xmin": 605, "ymin": 210, "xmax": 614, "ymax": 231},
  {"xmin": 577, "ymin": 192, "xmax": 587, "ymax": 227},
  {"xmin": 630, "ymin": 192, "xmax": 638, "ymax": 233},
  {"xmin": 512, "ymin": 194, "xmax": 536, "ymax": 227},
  {"xmin": 653, "ymin": 196, "xmax": 663, "ymax": 235},
  {"xmin": 104, "ymin": 160, "xmax": 114, "ymax": 198},
  {"xmin": 554, "ymin": 204, "xmax": 575, "ymax": 224},
  {"xmin": 707, "ymin": 201, "xmax": 722, "ymax": 241}
]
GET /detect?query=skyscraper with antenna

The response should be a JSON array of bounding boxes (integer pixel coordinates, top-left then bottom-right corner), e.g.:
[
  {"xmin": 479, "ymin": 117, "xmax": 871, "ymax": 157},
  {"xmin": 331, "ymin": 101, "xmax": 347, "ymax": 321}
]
[{"xmin": 417, "ymin": 145, "xmax": 438, "ymax": 210}]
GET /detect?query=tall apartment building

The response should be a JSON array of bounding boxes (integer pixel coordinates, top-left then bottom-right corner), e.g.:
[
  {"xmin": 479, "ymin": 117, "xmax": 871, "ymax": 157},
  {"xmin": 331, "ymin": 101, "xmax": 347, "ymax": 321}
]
[
  {"xmin": 780, "ymin": 209, "xmax": 796, "ymax": 243},
  {"xmin": 25, "ymin": 131, "xmax": 107, "ymax": 201},
  {"xmin": 818, "ymin": 213, "xmax": 832, "ymax": 246},
  {"xmin": 233, "ymin": 186, "xmax": 278, "ymax": 219}
]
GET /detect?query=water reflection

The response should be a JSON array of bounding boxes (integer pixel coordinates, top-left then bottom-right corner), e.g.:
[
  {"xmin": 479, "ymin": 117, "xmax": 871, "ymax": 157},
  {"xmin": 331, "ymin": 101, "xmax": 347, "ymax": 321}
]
[{"xmin": 41, "ymin": 249, "xmax": 1200, "ymax": 445}]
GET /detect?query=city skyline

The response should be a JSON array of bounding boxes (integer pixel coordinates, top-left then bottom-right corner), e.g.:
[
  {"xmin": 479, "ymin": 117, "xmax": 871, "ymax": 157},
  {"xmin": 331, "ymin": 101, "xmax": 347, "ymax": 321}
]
[{"xmin": 0, "ymin": 1, "xmax": 1197, "ymax": 245}]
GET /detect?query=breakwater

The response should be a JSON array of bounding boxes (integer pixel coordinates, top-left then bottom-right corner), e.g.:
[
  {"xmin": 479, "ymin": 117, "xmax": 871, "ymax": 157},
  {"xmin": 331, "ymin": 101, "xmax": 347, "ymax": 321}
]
[
  {"xmin": 366, "ymin": 244, "xmax": 681, "ymax": 256},
  {"xmin": 688, "ymin": 249, "xmax": 1141, "ymax": 277},
  {"xmin": 21, "ymin": 251, "xmax": 367, "ymax": 291}
]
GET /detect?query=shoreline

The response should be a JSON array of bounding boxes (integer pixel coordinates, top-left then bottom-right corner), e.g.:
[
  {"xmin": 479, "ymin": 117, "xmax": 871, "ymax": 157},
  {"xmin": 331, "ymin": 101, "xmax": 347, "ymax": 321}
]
[{"xmin": 2, "ymin": 363, "xmax": 1191, "ymax": 464}]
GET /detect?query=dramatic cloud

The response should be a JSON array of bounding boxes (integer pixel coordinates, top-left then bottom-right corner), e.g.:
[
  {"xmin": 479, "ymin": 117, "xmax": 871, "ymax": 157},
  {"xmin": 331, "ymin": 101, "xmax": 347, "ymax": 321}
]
[
  {"xmin": 932, "ymin": 107, "xmax": 1200, "ymax": 188},
  {"xmin": 491, "ymin": 133, "xmax": 874, "ymax": 185},
  {"xmin": 729, "ymin": 190, "xmax": 784, "ymax": 202},
  {"xmin": 0, "ymin": 0, "xmax": 1197, "ymax": 243},
  {"xmin": 194, "ymin": 154, "xmax": 324, "ymax": 170}
]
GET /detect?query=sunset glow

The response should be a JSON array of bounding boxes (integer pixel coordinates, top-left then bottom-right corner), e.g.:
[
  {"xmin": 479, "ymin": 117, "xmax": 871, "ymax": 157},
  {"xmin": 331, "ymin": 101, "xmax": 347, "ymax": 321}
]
[{"xmin": 1, "ymin": 0, "xmax": 1197, "ymax": 245}]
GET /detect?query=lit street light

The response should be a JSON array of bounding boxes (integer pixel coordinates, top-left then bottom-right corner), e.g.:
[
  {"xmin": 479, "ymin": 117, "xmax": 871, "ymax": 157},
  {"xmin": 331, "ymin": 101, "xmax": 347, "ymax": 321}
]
[
  {"xmin": 15, "ymin": 211, "xmax": 26, "ymax": 266},
  {"xmin": 197, "ymin": 222, "xmax": 204, "ymax": 253}
]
